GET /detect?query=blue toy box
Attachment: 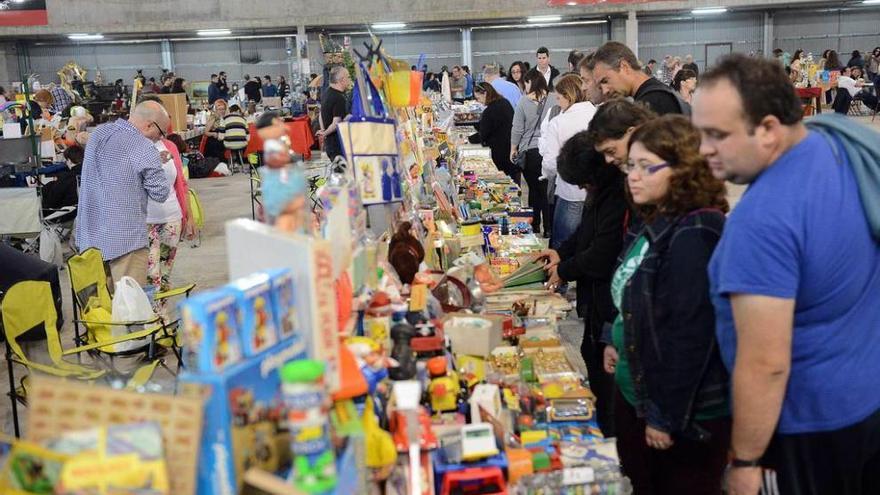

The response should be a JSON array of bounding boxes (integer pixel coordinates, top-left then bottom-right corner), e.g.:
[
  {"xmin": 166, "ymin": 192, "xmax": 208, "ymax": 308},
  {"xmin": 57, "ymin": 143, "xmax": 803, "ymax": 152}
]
[
  {"xmin": 180, "ymin": 288, "xmax": 244, "ymax": 373},
  {"xmin": 266, "ymin": 268, "xmax": 299, "ymax": 341},
  {"xmin": 227, "ymin": 272, "xmax": 280, "ymax": 357},
  {"xmin": 182, "ymin": 338, "xmax": 308, "ymax": 495}
]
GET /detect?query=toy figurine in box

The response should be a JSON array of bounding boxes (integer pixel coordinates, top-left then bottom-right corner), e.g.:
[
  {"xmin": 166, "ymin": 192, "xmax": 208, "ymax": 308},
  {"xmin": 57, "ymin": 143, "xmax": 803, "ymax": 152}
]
[
  {"xmin": 180, "ymin": 288, "xmax": 243, "ymax": 372},
  {"xmin": 181, "ymin": 329, "xmax": 308, "ymax": 494},
  {"xmin": 266, "ymin": 268, "xmax": 299, "ymax": 341},
  {"xmin": 228, "ymin": 273, "xmax": 280, "ymax": 356}
]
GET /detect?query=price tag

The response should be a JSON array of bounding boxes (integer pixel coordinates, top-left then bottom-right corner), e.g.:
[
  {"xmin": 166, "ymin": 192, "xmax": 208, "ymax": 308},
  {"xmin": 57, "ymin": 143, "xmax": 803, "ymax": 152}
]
[
  {"xmin": 562, "ymin": 466, "xmax": 595, "ymax": 486},
  {"xmin": 409, "ymin": 284, "xmax": 428, "ymax": 312}
]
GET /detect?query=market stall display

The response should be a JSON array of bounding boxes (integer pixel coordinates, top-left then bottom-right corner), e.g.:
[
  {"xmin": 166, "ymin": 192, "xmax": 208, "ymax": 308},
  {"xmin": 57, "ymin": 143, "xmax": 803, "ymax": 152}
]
[{"xmin": 0, "ymin": 35, "xmax": 632, "ymax": 495}]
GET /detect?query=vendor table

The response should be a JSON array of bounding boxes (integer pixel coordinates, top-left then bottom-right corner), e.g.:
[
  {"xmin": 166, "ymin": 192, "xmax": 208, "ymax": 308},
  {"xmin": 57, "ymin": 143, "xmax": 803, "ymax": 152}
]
[
  {"xmin": 245, "ymin": 116, "xmax": 315, "ymax": 160},
  {"xmin": 796, "ymin": 87, "xmax": 823, "ymax": 115}
]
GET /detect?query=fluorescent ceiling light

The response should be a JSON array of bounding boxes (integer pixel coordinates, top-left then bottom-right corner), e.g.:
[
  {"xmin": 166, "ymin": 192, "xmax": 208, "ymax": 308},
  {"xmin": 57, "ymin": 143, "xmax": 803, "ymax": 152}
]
[
  {"xmin": 68, "ymin": 33, "xmax": 104, "ymax": 40},
  {"xmin": 372, "ymin": 22, "xmax": 406, "ymax": 29},
  {"xmin": 691, "ymin": 7, "xmax": 727, "ymax": 14},
  {"xmin": 863, "ymin": 0, "xmax": 880, "ymax": 4},
  {"xmin": 197, "ymin": 29, "xmax": 232, "ymax": 36},
  {"xmin": 527, "ymin": 15, "xmax": 562, "ymax": 23},
  {"xmin": 566, "ymin": 1, "xmax": 578, "ymax": 5}
]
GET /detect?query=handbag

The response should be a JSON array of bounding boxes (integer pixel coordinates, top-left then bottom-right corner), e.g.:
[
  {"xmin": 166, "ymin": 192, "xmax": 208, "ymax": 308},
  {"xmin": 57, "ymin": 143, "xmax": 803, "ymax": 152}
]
[
  {"xmin": 337, "ymin": 63, "xmax": 405, "ymax": 205},
  {"xmin": 514, "ymin": 97, "xmax": 546, "ymax": 169}
]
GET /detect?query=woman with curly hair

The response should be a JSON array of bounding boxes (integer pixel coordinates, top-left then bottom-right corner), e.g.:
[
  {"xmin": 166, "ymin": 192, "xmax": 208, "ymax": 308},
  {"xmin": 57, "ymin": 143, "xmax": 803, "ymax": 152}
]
[{"xmin": 604, "ymin": 114, "xmax": 731, "ymax": 495}]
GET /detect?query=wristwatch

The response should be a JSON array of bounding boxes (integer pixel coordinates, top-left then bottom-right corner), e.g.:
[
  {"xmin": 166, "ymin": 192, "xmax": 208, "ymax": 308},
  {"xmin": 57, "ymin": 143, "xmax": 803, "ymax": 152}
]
[{"xmin": 729, "ymin": 457, "xmax": 762, "ymax": 468}]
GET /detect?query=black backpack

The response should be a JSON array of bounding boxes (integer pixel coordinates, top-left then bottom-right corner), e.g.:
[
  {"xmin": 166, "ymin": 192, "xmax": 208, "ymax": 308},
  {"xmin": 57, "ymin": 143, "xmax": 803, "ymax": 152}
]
[{"xmin": 640, "ymin": 85, "xmax": 692, "ymax": 116}]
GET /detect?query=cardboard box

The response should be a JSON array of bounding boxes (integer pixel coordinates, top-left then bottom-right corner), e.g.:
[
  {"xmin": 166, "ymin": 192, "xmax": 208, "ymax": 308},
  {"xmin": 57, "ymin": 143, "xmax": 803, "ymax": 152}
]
[
  {"xmin": 157, "ymin": 93, "xmax": 189, "ymax": 133},
  {"xmin": 442, "ymin": 313, "xmax": 505, "ymax": 357},
  {"xmin": 26, "ymin": 377, "xmax": 204, "ymax": 495},
  {"xmin": 228, "ymin": 272, "xmax": 280, "ymax": 357},
  {"xmin": 226, "ymin": 219, "xmax": 341, "ymax": 391},
  {"xmin": 181, "ymin": 338, "xmax": 308, "ymax": 495}
]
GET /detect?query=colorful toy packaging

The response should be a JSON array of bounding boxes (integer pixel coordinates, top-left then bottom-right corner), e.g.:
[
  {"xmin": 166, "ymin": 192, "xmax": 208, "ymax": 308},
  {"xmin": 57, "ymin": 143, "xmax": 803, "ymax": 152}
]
[
  {"xmin": 266, "ymin": 268, "xmax": 299, "ymax": 341},
  {"xmin": 180, "ymin": 288, "xmax": 243, "ymax": 372},
  {"xmin": 228, "ymin": 272, "xmax": 280, "ymax": 356},
  {"xmin": 180, "ymin": 269, "xmax": 310, "ymax": 495}
]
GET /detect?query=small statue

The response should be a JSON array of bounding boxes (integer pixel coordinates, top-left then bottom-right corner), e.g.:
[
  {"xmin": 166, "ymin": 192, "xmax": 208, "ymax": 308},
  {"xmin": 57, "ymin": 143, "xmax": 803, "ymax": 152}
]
[
  {"xmin": 388, "ymin": 323, "xmax": 417, "ymax": 381},
  {"xmin": 257, "ymin": 111, "xmax": 308, "ymax": 234}
]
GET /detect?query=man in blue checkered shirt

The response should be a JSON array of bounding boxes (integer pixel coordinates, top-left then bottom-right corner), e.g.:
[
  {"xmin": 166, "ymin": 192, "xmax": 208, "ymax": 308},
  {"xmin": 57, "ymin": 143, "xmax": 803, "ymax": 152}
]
[
  {"xmin": 49, "ymin": 84, "xmax": 74, "ymax": 115},
  {"xmin": 75, "ymin": 101, "xmax": 171, "ymax": 285}
]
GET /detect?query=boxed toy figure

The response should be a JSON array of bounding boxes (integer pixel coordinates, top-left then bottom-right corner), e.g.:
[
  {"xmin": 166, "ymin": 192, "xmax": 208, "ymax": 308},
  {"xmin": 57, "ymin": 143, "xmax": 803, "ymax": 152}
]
[
  {"xmin": 180, "ymin": 289, "xmax": 243, "ymax": 373},
  {"xmin": 266, "ymin": 268, "xmax": 299, "ymax": 341},
  {"xmin": 228, "ymin": 273, "xmax": 280, "ymax": 356},
  {"xmin": 182, "ymin": 337, "xmax": 308, "ymax": 495}
]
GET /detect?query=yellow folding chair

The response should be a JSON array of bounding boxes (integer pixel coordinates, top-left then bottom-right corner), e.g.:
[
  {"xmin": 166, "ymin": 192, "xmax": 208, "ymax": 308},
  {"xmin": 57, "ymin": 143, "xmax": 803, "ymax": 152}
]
[
  {"xmin": 1, "ymin": 281, "xmax": 161, "ymax": 437},
  {"xmin": 66, "ymin": 248, "xmax": 194, "ymax": 373}
]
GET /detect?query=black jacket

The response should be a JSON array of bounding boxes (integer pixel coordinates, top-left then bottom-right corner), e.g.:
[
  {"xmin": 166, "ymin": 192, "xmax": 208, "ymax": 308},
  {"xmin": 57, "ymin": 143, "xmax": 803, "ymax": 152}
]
[
  {"xmin": 244, "ymin": 80, "xmax": 262, "ymax": 102},
  {"xmin": 616, "ymin": 209, "xmax": 730, "ymax": 439},
  {"xmin": 556, "ymin": 169, "xmax": 628, "ymax": 323},
  {"xmin": 547, "ymin": 65, "xmax": 561, "ymax": 89},
  {"xmin": 469, "ymin": 98, "xmax": 515, "ymax": 172}
]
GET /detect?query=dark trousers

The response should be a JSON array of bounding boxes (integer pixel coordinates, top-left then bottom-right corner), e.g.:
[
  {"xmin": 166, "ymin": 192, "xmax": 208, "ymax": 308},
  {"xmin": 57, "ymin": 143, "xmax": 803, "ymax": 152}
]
[
  {"xmin": 615, "ymin": 390, "xmax": 731, "ymax": 495},
  {"xmin": 580, "ymin": 317, "xmax": 614, "ymax": 436},
  {"xmin": 324, "ymin": 135, "xmax": 343, "ymax": 161},
  {"xmin": 763, "ymin": 406, "xmax": 880, "ymax": 495},
  {"xmin": 522, "ymin": 149, "xmax": 549, "ymax": 234},
  {"xmin": 491, "ymin": 149, "xmax": 520, "ymax": 186}
]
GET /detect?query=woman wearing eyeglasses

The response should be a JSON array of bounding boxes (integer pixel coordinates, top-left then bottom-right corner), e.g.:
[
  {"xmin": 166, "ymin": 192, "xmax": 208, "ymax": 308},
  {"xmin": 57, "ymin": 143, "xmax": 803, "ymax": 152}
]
[{"xmin": 608, "ymin": 114, "xmax": 731, "ymax": 495}]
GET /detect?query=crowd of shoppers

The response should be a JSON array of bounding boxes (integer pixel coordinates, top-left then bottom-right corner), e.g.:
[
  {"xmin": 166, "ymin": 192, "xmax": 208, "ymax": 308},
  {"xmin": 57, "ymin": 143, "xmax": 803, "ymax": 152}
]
[{"xmin": 495, "ymin": 42, "xmax": 880, "ymax": 495}]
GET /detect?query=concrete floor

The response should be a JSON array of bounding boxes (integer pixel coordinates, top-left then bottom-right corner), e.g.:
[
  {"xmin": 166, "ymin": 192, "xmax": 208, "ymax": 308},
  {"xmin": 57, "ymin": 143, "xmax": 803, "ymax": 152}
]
[{"xmin": 2, "ymin": 112, "xmax": 878, "ymax": 437}]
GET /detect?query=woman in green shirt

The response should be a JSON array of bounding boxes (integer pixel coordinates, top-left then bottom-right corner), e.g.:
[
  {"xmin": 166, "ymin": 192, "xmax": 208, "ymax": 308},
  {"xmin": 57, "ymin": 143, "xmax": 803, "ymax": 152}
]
[{"xmin": 606, "ymin": 115, "xmax": 731, "ymax": 495}]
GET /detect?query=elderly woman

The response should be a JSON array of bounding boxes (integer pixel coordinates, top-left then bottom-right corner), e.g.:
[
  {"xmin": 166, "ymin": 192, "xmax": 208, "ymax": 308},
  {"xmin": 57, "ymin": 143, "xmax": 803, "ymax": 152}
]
[{"xmin": 203, "ymin": 99, "xmax": 229, "ymax": 160}]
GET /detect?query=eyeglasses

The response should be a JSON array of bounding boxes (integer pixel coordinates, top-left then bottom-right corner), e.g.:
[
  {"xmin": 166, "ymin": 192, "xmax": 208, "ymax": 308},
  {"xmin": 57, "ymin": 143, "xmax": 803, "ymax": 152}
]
[
  {"xmin": 151, "ymin": 121, "xmax": 166, "ymax": 139},
  {"xmin": 624, "ymin": 161, "xmax": 669, "ymax": 175}
]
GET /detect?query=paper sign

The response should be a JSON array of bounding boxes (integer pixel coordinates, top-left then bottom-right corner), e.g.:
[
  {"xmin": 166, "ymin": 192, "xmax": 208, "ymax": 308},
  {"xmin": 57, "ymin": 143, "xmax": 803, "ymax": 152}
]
[{"xmin": 562, "ymin": 466, "xmax": 595, "ymax": 485}]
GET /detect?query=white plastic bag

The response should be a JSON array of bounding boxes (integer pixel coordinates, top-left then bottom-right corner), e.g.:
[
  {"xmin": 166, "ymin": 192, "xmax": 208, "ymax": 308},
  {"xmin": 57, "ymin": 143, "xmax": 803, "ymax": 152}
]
[
  {"xmin": 39, "ymin": 227, "xmax": 63, "ymax": 266},
  {"xmin": 110, "ymin": 276, "xmax": 157, "ymax": 352},
  {"xmin": 213, "ymin": 162, "xmax": 231, "ymax": 176}
]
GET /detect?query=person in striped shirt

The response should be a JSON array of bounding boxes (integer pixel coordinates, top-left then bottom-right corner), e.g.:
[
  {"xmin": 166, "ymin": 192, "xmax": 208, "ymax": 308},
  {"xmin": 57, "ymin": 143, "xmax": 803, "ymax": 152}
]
[{"xmin": 220, "ymin": 104, "xmax": 249, "ymax": 171}]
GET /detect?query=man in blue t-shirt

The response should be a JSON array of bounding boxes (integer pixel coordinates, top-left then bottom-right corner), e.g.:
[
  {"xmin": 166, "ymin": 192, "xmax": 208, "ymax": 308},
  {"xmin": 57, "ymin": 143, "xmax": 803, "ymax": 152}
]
[
  {"xmin": 693, "ymin": 54, "xmax": 880, "ymax": 495},
  {"xmin": 482, "ymin": 63, "xmax": 521, "ymax": 108}
]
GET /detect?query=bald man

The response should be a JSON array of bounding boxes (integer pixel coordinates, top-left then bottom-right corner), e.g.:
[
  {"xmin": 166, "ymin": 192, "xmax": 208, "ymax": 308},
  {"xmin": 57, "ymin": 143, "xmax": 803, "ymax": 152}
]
[{"xmin": 75, "ymin": 101, "xmax": 171, "ymax": 284}]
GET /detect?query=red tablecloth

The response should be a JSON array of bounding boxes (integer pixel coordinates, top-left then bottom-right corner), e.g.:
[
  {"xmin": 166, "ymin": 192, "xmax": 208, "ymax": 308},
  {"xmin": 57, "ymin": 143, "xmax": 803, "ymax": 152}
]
[
  {"xmin": 245, "ymin": 116, "xmax": 315, "ymax": 160},
  {"xmin": 795, "ymin": 87, "xmax": 823, "ymax": 115},
  {"xmin": 795, "ymin": 87, "xmax": 822, "ymax": 99}
]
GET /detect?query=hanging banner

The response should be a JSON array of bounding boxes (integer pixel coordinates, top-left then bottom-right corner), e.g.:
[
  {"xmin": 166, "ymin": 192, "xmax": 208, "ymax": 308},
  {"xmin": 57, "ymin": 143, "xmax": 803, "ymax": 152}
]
[{"xmin": 0, "ymin": 0, "xmax": 48, "ymax": 26}]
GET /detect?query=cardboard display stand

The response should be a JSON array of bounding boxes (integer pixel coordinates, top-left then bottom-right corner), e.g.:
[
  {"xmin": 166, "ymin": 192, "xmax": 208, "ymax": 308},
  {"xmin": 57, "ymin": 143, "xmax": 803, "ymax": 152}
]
[
  {"xmin": 157, "ymin": 93, "xmax": 189, "ymax": 133},
  {"xmin": 26, "ymin": 376, "xmax": 204, "ymax": 495}
]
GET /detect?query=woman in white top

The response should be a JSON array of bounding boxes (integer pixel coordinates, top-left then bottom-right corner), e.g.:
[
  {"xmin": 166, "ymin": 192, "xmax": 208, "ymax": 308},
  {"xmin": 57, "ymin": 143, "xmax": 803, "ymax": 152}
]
[
  {"xmin": 538, "ymin": 73, "xmax": 597, "ymax": 249},
  {"xmin": 147, "ymin": 140, "xmax": 183, "ymax": 316}
]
